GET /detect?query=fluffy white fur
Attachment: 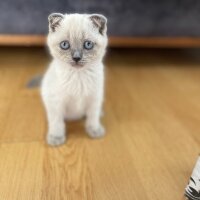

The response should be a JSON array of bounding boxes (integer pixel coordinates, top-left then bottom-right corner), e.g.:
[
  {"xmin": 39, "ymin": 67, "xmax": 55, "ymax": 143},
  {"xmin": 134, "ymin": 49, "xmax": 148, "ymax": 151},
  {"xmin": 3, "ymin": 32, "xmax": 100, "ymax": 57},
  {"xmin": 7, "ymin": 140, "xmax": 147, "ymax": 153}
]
[{"xmin": 41, "ymin": 13, "xmax": 108, "ymax": 146}]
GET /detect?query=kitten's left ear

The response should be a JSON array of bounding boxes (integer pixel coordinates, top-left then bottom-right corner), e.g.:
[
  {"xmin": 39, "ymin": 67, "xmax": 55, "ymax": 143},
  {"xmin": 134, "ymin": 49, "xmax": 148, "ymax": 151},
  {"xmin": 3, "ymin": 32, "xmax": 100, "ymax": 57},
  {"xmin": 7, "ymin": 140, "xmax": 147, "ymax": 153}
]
[
  {"xmin": 48, "ymin": 13, "xmax": 64, "ymax": 32},
  {"xmin": 89, "ymin": 14, "xmax": 107, "ymax": 35}
]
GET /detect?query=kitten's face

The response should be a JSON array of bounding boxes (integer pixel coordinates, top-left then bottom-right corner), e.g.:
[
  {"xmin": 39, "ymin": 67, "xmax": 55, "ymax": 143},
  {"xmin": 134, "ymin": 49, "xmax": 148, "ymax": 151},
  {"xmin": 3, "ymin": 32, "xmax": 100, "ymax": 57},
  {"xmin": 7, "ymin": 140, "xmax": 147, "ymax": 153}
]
[{"xmin": 47, "ymin": 13, "xmax": 108, "ymax": 68}]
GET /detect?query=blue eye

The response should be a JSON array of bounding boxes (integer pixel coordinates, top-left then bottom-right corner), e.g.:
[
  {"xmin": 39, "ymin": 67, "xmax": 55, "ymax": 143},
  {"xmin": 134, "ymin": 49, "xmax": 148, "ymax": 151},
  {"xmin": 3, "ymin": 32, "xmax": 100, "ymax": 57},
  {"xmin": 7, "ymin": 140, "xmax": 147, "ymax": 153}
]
[
  {"xmin": 60, "ymin": 41, "xmax": 70, "ymax": 50},
  {"xmin": 84, "ymin": 41, "xmax": 94, "ymax": 50}
]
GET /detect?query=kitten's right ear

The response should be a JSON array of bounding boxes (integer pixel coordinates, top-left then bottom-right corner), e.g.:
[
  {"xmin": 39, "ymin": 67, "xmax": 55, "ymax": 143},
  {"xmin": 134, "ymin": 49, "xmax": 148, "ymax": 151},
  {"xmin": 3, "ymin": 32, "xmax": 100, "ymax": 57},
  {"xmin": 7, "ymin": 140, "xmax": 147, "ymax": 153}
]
[
  {"xmin": 48, "ymin": 13, "xmax": 64, "ymax": 32},
  {"xmin": 89, "ymin": 14, "xmax": 107, "ymax": 35}
]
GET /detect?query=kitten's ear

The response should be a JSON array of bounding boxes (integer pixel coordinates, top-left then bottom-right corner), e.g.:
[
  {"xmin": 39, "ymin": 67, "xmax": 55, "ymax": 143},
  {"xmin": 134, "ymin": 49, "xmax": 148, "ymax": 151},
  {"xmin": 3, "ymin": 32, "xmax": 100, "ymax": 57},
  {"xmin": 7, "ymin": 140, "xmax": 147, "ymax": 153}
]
[
  {"xmin": 48, "ymin": 13, "xmax": 64, "ymax": 32},
  {"xmin": 89, "ymin": 14, "xmax": 107, "ymax": 35}
]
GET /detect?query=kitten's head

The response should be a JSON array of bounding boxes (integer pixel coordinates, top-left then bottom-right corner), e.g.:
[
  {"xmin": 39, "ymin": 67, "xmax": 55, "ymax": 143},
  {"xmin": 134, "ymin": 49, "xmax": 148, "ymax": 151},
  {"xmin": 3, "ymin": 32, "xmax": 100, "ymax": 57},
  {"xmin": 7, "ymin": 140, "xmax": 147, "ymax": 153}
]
[{"xmin": 47, "ymin": 13, "xmax": 108, "ymax": 68}]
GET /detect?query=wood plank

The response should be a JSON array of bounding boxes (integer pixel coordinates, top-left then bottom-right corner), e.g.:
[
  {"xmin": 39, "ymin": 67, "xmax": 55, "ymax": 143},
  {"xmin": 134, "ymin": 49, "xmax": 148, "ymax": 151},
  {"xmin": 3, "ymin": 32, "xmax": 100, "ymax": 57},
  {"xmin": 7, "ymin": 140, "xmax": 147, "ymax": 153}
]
[
  {"xmin": 105, "ymin": 54, "xmax": 200, "ymax": 199},
  {"xmin": 0, "ymin": 47, "xmax": 47, "ymax": 142},
  {"xmin": 0, "ymin": 35, "xmax": 46, "ymax": 46},
  {"xmin": 109, "ymin": 37, "xmax": 200, "ymax": 47},
  {"xmin": 0, "ymin": 47, "xmax": 199, "ymax": 199},
  {"xmin": 1, "ymin": 35, "xmax": 200, "ymax": 47}
]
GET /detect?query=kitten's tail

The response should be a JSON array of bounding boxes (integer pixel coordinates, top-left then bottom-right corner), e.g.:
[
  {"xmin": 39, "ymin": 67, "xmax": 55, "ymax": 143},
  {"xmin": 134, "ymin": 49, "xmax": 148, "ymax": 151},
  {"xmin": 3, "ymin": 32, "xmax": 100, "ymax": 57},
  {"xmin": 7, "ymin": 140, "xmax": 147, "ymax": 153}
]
[{"xmin": 26, "ymin": 74, "xmax": 43, "ymax": 88}]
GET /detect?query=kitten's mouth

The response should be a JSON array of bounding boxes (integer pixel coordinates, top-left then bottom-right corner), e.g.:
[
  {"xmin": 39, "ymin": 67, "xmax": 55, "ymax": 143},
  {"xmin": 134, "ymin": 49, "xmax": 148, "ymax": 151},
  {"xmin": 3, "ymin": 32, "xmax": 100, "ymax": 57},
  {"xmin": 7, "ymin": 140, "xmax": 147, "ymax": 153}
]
[{"xmin": 70, "ymin": 62, "xmax": 84, "ymax": 68}]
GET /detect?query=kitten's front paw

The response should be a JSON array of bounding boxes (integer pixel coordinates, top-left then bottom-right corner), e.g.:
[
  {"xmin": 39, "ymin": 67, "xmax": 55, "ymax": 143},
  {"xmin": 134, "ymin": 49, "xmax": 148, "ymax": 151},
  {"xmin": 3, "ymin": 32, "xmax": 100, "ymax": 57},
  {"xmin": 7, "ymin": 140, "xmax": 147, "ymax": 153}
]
[
  {"xmin": 47, "ymin": 134, "xmax": 66, "ymax": 146},
  {"xmin": 86, "ymin": 125, "xmax": 105, "ymax": 139}
]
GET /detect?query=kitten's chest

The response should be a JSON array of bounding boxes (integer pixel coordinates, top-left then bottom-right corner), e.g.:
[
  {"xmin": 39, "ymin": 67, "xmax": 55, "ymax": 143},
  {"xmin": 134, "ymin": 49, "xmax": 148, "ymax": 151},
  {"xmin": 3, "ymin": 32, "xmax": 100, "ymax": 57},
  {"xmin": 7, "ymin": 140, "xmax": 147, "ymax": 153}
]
[
  {"xmin": 64, "ymin": 94, "xmax": 87, "ymax": 120},
  {"xmin": 61, "ymin": 71, "xmax": 98, "ymax": 119},
  {"xmin": 55, "ymin": 67, "xmax": 103, "ymax": 120},
  {"xmin": 60, "ymin": 70, "xmax": 98, "ymax": 97}
]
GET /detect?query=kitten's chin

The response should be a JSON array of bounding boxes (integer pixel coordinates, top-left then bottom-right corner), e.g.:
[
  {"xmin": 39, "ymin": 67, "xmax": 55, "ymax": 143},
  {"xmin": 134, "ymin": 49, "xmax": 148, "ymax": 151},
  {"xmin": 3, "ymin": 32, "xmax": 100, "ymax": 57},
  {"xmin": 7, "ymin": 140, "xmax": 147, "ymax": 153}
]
[{"xmin": 70, "ymin": 62, "xmax": 85, "ymax": 68}]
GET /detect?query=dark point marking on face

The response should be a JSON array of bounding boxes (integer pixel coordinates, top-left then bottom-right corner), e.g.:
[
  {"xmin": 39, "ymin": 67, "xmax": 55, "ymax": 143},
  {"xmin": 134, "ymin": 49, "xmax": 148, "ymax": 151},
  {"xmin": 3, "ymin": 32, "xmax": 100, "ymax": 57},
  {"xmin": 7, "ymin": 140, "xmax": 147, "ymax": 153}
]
[
  {"xmin": 72, "ymin": 50, "xmax": 83, "ymax": 62},
  {"xmin": 48, "ymin": 13, "xmax": 64, "ymax": 32},
  {"xmin": 89, "ymin": 14, "xmax": 107, "ymax": 35}
]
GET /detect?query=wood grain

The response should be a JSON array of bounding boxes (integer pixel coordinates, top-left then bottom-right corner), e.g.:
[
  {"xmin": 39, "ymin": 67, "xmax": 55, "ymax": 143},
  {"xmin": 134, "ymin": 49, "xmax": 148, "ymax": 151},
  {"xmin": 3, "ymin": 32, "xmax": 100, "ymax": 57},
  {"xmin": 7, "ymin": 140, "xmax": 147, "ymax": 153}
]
[
  {"xmin": 1, "ymin": 35, "xmax": 200, "ymax": 47},
  {"xmin": 0, "ymin": 47, "xmax": 199, "ymax": 199},
  {"xmin": 0, "ymin": 35, "xmax": 46, "ymax": 46}
]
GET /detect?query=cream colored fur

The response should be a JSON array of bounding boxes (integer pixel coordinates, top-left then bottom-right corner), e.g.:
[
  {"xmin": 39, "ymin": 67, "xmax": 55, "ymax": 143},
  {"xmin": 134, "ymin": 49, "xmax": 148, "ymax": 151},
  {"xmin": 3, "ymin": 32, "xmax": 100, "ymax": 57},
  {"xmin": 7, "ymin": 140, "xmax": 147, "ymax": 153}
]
[{"xmin": 41, "ymin": 13, "xmax": 107, "ymax": 146}]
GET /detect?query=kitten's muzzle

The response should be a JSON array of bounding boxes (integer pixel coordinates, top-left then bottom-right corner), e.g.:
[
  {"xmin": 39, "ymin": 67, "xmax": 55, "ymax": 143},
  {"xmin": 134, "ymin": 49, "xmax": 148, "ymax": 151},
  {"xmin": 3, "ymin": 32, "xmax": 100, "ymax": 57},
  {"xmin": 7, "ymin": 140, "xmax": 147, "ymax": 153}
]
[{"xmin": 72, "ymin": 50, "xmax": 82, "ymax": 63}]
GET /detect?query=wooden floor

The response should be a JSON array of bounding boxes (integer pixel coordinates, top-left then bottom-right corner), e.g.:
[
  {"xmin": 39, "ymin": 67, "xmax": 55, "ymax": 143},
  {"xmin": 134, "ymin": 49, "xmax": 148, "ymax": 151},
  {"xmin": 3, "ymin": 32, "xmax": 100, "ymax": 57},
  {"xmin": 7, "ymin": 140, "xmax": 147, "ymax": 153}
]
[{"xmin": 0, "ymin": 47, "xmax": 200, "ymax": 199}]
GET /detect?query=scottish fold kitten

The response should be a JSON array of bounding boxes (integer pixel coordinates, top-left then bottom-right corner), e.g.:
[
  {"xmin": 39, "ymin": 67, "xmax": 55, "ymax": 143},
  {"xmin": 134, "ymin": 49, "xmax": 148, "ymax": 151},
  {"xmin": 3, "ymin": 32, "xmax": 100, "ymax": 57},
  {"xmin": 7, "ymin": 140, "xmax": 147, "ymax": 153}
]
[{"xmin": 41, "ymin": 13, "xmax": 108, "ymax": 146}]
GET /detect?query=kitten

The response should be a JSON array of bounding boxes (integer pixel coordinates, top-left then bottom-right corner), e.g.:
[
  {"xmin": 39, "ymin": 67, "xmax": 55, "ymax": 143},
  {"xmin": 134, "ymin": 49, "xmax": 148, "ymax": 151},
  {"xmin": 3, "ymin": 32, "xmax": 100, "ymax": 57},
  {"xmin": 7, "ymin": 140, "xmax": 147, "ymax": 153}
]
[{"xmin": 41, "ymin": 13, "xmax": 108, "ymax": 146}]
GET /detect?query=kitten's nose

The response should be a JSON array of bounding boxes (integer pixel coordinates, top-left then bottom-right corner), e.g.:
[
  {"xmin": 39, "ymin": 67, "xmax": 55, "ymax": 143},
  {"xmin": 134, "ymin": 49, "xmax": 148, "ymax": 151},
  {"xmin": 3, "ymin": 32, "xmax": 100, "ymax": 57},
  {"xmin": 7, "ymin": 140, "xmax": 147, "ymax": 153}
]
[{"xmin": 72, "ymin": 51, "xmax": 82, "ymax": 62}]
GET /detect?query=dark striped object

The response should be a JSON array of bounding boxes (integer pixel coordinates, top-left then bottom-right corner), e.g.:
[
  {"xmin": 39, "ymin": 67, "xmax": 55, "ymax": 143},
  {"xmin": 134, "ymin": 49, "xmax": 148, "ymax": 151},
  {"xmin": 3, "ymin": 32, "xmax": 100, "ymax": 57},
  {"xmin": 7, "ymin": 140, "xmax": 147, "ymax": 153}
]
[{"xmin": 185, "ymin": 157, "xmax": 200, "ymax": 200}]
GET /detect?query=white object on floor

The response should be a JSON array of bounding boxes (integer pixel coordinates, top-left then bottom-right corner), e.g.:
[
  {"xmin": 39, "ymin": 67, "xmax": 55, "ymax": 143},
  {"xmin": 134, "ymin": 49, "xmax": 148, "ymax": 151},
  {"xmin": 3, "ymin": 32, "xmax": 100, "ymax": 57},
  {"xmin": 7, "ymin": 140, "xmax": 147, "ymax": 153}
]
[{"xmin": 185, "ymin": 156, "xmax": 200, "ymax": 200}]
